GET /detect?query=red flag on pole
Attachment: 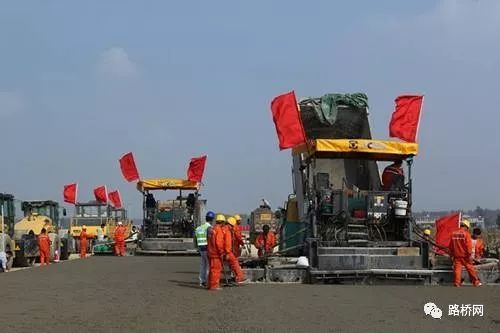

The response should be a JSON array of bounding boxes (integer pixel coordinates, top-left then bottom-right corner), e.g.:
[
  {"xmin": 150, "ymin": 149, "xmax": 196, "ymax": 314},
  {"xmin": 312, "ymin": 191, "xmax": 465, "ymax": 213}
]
[
  {"xmin": 389, "ymin": 95, "xmax": 424, "ymax": 143},
  {"xmin": 270, "ymin": 91, "xmax": 306, "ymax": 150},
  {"xmin": 119, "ymin": 152, "xmax": 140, "ymax": 182},
  {"xmin": 94, "ymin": 185, "xmax": 108, "ymax": 204},
  {"xmin": 108, "ymin": 190, "xmax": 122, "ymax": 209},
  {"xmin": 63, "ymin": 183, "xmax": 78, "ymax": 205},
  {"xmin": 434, "ymin": 212, "xmax": 461, "ymax": 255},
  {"xmin": 187, "ymin": 155, "xmax": 207, "ymax": 182}
]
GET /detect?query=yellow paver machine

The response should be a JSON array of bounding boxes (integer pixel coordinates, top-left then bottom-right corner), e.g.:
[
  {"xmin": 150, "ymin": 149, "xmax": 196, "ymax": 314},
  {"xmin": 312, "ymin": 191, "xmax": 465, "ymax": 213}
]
[{"xmin": 136, "ymin": 178, "xmax": 206, "ymax": 255}]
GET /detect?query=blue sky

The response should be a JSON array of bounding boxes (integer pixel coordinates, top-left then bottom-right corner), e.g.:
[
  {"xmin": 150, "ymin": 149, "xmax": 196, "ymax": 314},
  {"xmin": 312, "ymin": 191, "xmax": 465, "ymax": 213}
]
[{"xmin": 1, "ymin": 0, "xmax": 499, "ymax": 217}]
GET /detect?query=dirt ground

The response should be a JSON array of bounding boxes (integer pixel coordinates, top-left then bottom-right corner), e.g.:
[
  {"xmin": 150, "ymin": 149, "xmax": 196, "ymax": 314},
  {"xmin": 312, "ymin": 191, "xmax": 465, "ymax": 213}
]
[{"xmin": 0, "ymin": 256, "xmax": 499, "ymax": 333}]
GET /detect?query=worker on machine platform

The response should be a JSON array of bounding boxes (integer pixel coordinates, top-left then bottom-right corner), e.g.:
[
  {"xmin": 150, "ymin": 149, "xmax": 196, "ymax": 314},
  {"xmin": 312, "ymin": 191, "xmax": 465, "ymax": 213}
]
[
  {"xmin": 232, "ymin": 214, "xmax": 244, "ymax": 258},
  {"xmin": 224, "ymin": 217, "xmax": 247, "ymax": 285},
  {"xmin": 471, "ymin": 228, "xmax": 485, "ymax": 262},
  {"xmin": 37, "ymin": 228, "xmax": 51, "ymax": 266},
  {"xmin": 207, "ymin": 214, "xmax": 226, "ymax": 291},
  {"xmin": 195, "ymin": 211, "xmax": 214, "ymax": 287},
  {"xmin": 382, "ymin": 160, "xmax": 404, "ymax": 191},
  {"xmin": 448, "ymin": 219, "xmax": 482, "ymax": 287},
  {"xmin": 254, "ymin": 224, "xmax": 276, "ymax": 258},
  {"xmin": 114, "ymin": 222, "xmax": 126, "ymax": 256}
]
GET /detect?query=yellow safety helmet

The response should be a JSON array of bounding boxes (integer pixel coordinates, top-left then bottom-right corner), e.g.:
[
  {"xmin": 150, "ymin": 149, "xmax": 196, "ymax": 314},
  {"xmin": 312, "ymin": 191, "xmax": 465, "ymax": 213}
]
[
  {"xmin": 227, "ymin": 217, "xmax": 237, "ymax": 226},
  {"xmin": 215, "ymin": 214, "xmax": 226, "ymax": 222},
  {"xmin": 423, "ymin": 229, "xmax": 431, "ymax": 236},
  {"xmin": 234, "ymin": 214, "xmax": 241, "ymax": 221},
  {"xmin": 461, "ymin": 219, "xmax": 471, "ymax": 229}
]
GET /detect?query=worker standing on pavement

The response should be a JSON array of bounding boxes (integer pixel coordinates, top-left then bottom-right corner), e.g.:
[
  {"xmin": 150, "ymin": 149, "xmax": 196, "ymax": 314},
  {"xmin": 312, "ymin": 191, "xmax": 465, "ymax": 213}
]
[
  {"xmin": 207, "ymin": 214, "xmax": 226, "ymax": 291},
  {"xmin": 224, "ymin": 217, "xmax": 247, "ymax": 284},
  {"xmin": 471, "ymin": 228, "xmax": 485, "ymax": 262},
  {"xmin": 97, "ymin": 223, "xmax": 106, "ymax": 242},
  {"xmin": 114, "ymin": 222, "xmax": 126, "ymax": 256},
  {"xmin": 195, "ymin": 211, "xmax": 214, "ymax": 287},
  {"xmin": 37, "ymin": 228, "xmax": 51, "ymax": 266},
  {"xmin": 448, "ymin": 219, "xmax": 482, "ymax": 287},
  {"xmin": 254, "ymin": 224, "xmax": 276, "ymax": 258},
  {"xmin": 79, "ymin": 226, "xmax": 89, "ymax": 259},
  {"xmin": 232, "ymin": 215, "xmax": 244, "ymax": 258}
]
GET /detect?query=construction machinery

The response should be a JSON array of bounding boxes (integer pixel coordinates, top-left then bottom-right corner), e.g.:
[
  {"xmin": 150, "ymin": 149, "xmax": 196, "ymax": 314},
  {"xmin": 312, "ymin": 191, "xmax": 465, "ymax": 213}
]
[
  {"xmin": 0, "ymin": 193, "xmax": 15, "ymax": 270},
  {"xmin": 69, "ymin": 201, "xmax": 132, "ymax": 254},
  {"xmin": 136, "ymin": 178, "xmax": 206, "ymax": 254},
  {"xmin": 12, "ymin": 200, "xmax": 64, "ymax": 266}
]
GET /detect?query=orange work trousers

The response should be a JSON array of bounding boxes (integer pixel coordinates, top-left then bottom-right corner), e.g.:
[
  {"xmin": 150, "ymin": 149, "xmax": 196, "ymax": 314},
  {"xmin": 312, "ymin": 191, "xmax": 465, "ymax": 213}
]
[
  {"xmin": 208, "ymin": 257, "xmax": 223, "ymax": 290},
  {"xmin": 225, "ymin": 253, "xmax": 245, "ymax": 282},
  {"xmin": 80, "ymin": 241, "xmax": 87, "ymax": 258},
  {"xmin": 453, "ymin": 257, "xmax": 480, "ymax": 287},
  {"xmin": 39, "ymin": 250, "xmax": 50, "ymax": 266},
  {"xmin": 115, "ymin": 241, "xmax": 126, "ymax": 256}
]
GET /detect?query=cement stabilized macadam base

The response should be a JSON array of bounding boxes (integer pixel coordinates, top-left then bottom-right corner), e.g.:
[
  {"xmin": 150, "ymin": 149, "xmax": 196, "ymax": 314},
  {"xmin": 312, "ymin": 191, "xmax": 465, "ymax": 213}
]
[{"xmin": 0, "ymin": 256, "xmax": 499, "ymax": 333}]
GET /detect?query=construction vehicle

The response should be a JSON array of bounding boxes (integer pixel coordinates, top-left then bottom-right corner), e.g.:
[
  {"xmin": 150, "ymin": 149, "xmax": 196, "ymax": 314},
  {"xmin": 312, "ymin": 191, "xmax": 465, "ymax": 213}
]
[
  {"xmin": 248, "ymin": 200, "xmax": 281, "ymax": 256},
  {"xmin": 136, "ymin": 178, "xmax": 206, "ymax": 254},
  {"xmin": 266, "ymin": 92, "xmax": 500, "ymax": 284},
  {"xmin": 69, "ymin": 201, "xmax": 132, "ymax": 254},
  {"xmin": 0, "ymin": 193, "xmax": 15, "ymax": 270},
  {"xmin": 13, "ymin": 200, "xmax": 65, "ymax": 266}
]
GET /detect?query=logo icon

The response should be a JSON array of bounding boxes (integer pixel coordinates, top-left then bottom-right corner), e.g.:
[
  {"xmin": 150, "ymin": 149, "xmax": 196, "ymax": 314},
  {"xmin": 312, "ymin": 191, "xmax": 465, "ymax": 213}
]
[{"xmin": 424, "ymin": 302, "xmax": 443, "ymax": 319}]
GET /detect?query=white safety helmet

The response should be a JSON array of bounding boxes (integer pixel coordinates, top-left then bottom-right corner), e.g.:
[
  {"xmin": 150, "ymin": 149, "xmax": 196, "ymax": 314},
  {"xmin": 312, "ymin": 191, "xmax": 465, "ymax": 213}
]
[{"xmin": 117, "ymin": 221, "xmax": 123, "ymax": 225}]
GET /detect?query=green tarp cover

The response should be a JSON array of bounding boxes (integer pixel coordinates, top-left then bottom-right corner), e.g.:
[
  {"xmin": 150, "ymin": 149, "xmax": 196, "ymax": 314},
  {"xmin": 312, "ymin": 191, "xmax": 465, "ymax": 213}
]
[{"xmin": 299, "ymin": 93, "xmax": 369, "ymax": 125}]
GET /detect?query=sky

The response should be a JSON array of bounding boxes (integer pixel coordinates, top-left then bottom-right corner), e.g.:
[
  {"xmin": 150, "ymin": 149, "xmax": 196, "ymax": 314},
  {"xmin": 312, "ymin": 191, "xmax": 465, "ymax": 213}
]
[{"xmin": 1, "ymin": 0, "xmax": 499, "ymax": 218}]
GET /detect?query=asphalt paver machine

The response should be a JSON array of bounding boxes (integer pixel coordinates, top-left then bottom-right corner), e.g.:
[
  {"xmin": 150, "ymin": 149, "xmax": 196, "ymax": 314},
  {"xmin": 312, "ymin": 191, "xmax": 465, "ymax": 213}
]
[{"xmin": 136, "ymin": 178, "xmax": 206, "ymax": 254}]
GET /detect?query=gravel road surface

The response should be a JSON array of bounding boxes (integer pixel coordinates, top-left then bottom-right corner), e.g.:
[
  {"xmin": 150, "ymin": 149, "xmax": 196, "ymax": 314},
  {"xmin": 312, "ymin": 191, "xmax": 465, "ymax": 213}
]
[{"xmin": 0, "ymin": 256, "xmax": 499, "ymax": 333}]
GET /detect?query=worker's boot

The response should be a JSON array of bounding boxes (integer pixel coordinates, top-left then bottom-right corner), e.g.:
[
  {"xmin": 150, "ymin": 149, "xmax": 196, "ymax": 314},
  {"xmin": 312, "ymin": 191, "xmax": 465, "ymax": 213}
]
[{"xmin": 236, "ymin": 278, "xmax": 250, "ymax": 285}]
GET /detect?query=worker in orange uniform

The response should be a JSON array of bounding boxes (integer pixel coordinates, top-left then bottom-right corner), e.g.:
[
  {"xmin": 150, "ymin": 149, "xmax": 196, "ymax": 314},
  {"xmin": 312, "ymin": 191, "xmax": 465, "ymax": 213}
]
[
  {"xmin": 207, "ymin": 214, "xmax": 226, "ymax": 291},
  {"xmin": 114, "ymin": 221, "xmax": 126, "ymax": 256},
  {"xmin": 37, "ymin": 228, "xmax": 51, "ymax": 266},
  {"xmin": 232, "ymin": 215, "xmax": 245, "ymax": 258},
  {"xmin": 254, "ymin": 224, "xmax": 276, "ymax": 258},
  {"xmin": 448, "ymin": 219, "xmax": 482, "ymax": 287},
  {"xmin": 79, "ymin": 226, "xmax": 90, "ymax": 259},
  {"xmin": 225, "ymin": 217, "xmax": 248, "ymax": 284},
  {"xmin": 471, "ymin": 228, "xmax": 485, "ymax": 262},
  {"xmin": 382, "ymin": 160, "xmax": 404, "ymax": 191}
]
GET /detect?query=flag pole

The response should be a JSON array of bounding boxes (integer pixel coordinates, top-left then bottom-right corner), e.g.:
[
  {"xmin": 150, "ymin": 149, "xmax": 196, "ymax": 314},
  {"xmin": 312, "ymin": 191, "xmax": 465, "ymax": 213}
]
[{"xmin": 415, "ymin": 95, "xmax": 424, "ymax": 142}]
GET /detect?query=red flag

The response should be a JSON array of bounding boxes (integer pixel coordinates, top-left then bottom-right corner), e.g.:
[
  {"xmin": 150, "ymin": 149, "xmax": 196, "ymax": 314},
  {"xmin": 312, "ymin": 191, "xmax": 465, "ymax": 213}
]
[
  {"xmin": 434, "ymin": 212, "xmax": 460, "ymax": 255},
  {"xmin": 108, "ymin": 190, "xmax": 122, "ymax": 209},
  {"xmin": 119, "ymin": 152, "xmax": 140, "ymax": 182},
  {"xmin": 270, "ymin": 91, "xmax": 306, "ymax": 150},
  {"xmin": 187, "ymin": 155, "xmax": 207, "ymax": 182},
  {"xmin": 389, "ymin": 95, "xmax": 424, "ymax": 143},
  {"xmin": 63, "ymin": 183, "xmax": 78, "ymax": 205},
  {"xmin": 94, "ymin": 185, "xmax": 108, "ymax": 204}
]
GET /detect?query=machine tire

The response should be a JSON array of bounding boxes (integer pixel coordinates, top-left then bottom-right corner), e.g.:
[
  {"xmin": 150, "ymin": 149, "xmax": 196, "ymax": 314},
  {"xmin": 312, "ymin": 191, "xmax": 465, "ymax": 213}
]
[
  {"xmin": 14, "ymin": 253, "xmax": 35, "ymax": 267},
  {"xmin": 60, "ymin": 238, "xmax": 69, "ymax": 260}
]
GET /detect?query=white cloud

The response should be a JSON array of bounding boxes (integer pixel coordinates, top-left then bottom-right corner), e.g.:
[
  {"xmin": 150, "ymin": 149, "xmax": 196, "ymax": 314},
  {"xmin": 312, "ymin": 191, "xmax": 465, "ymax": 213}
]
[
  {"xmin": 97, "ymin": 47, "xmax": 138, "ymax": 77},
  {"xmin": 0, "ymin": 91, "xmax": 25, "ymax": 116}
]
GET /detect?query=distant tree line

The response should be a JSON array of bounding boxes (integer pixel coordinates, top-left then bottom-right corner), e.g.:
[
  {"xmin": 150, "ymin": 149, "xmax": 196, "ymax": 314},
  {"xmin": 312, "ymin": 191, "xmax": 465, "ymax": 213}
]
[{"xmin": 414, "ymin": 206, "xmax": 500, "ymax": 227}]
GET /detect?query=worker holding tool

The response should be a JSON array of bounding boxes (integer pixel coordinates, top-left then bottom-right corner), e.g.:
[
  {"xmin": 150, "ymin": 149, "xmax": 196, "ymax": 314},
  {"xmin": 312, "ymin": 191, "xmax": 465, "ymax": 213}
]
[
  {"xmin": 232, "ymin": 215, "xmax": 244, "ymax": 258},
  {"xmin": 254, "ymin": 224, "xmax": 276, "ymax": 258},
  {"xmin": 207, "ymin": 214, "xmax": 226, "ymax": 291},
  {"xmin": 381, "ymin": 160, "xmax": 404, "ymax": 191},
  {"xmin": 37, "ymin": 228, "xmax": 51, "ymax": 266},
  {"xmin": 448, "ymin": 219, "xmax": 482, "ymax": 287},
  {"xmin": 471, "ymin": 228, "xmax": 485, "ymax": 261},
  {"xmin": 195, "ymin": 211, "xmax": 214, "ymax": 287},
  {"xmin": 114, "ymin": 222, "xmax": 126, "ymax": 256},
  {"xmin": 224, "ymin": 217, "xmax": 247, "ymax": 284},
  {"xmin": 79, "ymin": 226, "xmax": 90, "ymax": 259}
]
